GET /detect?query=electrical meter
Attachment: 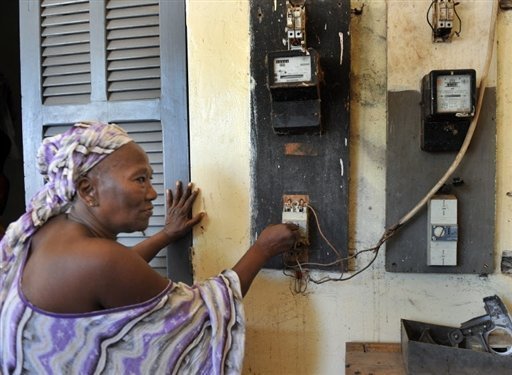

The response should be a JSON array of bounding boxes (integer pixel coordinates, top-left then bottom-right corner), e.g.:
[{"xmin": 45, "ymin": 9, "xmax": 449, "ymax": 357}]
[
  {"xmin": 267, "ymin": 49, "xmax": 322, "ymax": 134},
  {"xmin": 421, "ymin": 69, "xmax": 476, "ymax": 152}
]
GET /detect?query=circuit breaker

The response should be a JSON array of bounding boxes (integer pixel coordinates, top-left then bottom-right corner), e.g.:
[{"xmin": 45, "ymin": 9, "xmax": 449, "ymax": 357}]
[
  {"xmin": 427, "ymin": 195, "xmax": 458, "ymax": 266},
  {"xmin": 431, "ymin": 0, "xmax": 456, "ymax": 42}
]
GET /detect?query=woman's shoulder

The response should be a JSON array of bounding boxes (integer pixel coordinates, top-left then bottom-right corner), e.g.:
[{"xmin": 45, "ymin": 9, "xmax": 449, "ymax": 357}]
[{"xmin": 24, "ymin": 217, "xmax": 166, "ymax": 312}]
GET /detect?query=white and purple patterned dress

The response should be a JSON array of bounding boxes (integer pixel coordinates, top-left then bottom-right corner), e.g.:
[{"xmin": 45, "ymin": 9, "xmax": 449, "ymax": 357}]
[{"xmin": 0, "ymin": 243, "xmax": 245, "ymax": 374}]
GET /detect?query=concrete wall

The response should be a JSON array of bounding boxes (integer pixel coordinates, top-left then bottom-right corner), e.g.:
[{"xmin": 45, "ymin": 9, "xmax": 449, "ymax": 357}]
[{"xmin": 187, "ymin": 1, "xmax": 512, "ymax": 373}]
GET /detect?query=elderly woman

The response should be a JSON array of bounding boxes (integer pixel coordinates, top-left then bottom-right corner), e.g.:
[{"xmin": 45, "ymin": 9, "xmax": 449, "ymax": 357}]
[{"xmin": 0, "ymin": 122, "xmax": 299, "ymax": 374}]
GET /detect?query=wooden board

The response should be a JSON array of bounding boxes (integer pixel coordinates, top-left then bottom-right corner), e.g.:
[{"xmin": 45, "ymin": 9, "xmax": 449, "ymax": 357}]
[{"xmin": 345, "ymin": 342, "xmax": 406, "ymax": 375}]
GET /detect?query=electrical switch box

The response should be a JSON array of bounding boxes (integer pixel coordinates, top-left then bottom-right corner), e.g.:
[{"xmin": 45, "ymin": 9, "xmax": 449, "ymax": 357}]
[
  {"xmin": 427, "ymin": 195, "xmax": 458, "ymax": 266},
  {"xmin": 281, "ymin": 194, "xmax": 309, "ymax": 266},
  {"xmin": 431, "ymin": 0, "xmax": 455, "ymax": 42},
  {"xmin": 421, "ymin": 69, "xmax": 476, "ymax": 152}
]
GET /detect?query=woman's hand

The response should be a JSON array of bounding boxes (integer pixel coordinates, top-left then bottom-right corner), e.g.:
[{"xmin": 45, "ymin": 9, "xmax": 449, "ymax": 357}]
[
  {"xmin": 253, "ymin": 223, "xmax": 301, "ymax": 259},
  {"xmin": 232, "ymin": 223, "xmax": 301, "ymax": 296},
  {"xmin": 162, "ymin": 181, "xmax": 205, "ymax": 241}
]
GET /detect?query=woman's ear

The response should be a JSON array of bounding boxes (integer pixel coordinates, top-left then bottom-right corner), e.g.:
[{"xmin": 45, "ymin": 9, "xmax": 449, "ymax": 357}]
[{"xmin": 76, "ymin": 175, "xmax": 98, "ymax": 207}]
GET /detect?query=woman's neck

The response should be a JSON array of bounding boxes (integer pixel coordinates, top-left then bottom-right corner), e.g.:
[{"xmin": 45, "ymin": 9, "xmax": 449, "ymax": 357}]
[{"xmin": 67, "ymin": 204, "xmax": 116, "ymax": 240}]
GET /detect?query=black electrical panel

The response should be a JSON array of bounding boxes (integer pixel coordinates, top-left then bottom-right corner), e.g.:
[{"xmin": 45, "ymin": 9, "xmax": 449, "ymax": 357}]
[{"xmin": 250, "ymin": 0, "xmax": 351, "ymax": 271}]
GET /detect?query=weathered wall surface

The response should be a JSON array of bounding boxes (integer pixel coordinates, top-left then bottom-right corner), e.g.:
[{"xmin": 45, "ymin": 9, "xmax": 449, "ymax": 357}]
[{"xmin": 187, "ymin": 1, "xmax": 512, "ymax": 373}]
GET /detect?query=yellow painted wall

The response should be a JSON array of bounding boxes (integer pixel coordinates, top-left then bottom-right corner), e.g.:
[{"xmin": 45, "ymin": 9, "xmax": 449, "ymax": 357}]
[{"xmin": 187, "ymin": 1, "xmax": 512, "ymax": 373}]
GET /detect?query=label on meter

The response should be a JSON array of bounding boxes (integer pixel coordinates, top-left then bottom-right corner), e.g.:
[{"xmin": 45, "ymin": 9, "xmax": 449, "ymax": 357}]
[{"xmin": 273, "ymin": 55, "xmax": 312, "ymax": 83}]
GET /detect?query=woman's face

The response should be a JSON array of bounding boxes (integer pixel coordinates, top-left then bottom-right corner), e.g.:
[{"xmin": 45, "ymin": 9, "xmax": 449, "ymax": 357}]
[{"xmin": 89, "ymin": 142, "xmax": 157, "ymax": 234}]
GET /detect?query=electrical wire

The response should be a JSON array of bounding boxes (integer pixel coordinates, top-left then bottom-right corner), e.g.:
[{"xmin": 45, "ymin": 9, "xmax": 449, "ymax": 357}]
[
  {"xmin": 453, "ymin": 2, "xmax": 462, "ymax": 37},
  {"xmin": 426, "ymin": 0, "xmax": 436, "ymax": 33},
  {"xmin": 282, "ymin": 0, "xmax": 498, "ymax": 289}
]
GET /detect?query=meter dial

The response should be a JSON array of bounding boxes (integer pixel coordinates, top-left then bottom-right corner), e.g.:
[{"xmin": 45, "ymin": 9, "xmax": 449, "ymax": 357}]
[
  {"xmin": 436, "ymin": 74, "xmax": 472, "ymax": 114},
  {"xmin": 432, "ymin": 225, "xmax": 446, "ymax": 240}
]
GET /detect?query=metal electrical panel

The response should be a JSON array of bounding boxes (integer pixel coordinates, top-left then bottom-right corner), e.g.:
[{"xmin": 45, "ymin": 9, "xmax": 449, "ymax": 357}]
[
  {"xmin": 250, "ymin": 0, "xmax": 351, "ymax": 271},
  {"xmin": 385, "ymin": 89, "xmax": 496, "ymax": 274}
]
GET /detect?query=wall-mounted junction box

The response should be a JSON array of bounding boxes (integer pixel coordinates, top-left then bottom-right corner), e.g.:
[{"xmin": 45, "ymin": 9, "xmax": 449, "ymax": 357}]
[
  {"xmin": 281, "ymin": 194, "xmax": 309, "ymax": 266},
  {"xmin": 427, "ymin": 195, "xmax": 458, "ymax": 266}
]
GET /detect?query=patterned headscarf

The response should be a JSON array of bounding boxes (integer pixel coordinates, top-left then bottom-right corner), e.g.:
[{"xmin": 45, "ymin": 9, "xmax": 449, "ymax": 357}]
[{"xmin": 0, "ymin": 122, "xmax": 132, "ymax": 307}]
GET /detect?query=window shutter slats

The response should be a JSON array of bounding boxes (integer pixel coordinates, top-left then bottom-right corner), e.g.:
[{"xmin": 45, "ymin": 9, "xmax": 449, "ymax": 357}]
[
  {"xmin": 108, "ymin": 79, "xmax": 160, "ymax": 92},
  {"xmin": 106, "ymin": 5, "xmax": 159, "ymax": 19},
  {"xmin": 108, "ymin": 26, "xmax": 159, "ymax": 40},
  {"xmin": 41, "ymin": 23, "xmax": 89, "ymax": 37},
  {"xmin": 41, "ymin": 12, "xmax": 89, "ymax": 27},
  {"xmin": 41, "ymin": 0, "xmax": 91, "ymax": 105},
  {"xmin": 43, "ymin": 73, "xmax": 90, "ymax": 86},
  {"xmin": 106, "ymin": 0, "xmax": 161, "ymax": 101},
  {"xmin": 108, "ymin": 57, "xmax": 160, "ymax": 71},
  {"xmin": 107, "ymin": 15, "xmax": 159, "ymax": 30},
  {"xmin": 41, "ymin": 33, "xmax": 90, "ymax": 47},
  {"xmin": 106, "ymin": 0, "xmax": 159, "ymax": 9},
  {"xmin": 107, "ymin": 90, "xmax": 161, "ymax": 101},
  {"xmin": 42, "ymin": 44, "xmax": 90, "ymax": 57},
  {"xmin": 41, "ymin": 1, "xmax": 88, "ymax": 17},
  {"xmin": 43, "ymin": 63, "xmax": 90, "ymax": 76},
  {"xmin": 107, "ymin": 47, "xmax": 160, "ymax": 61},
  {"xmin": 43, "ymin": 84, "xmax": 91, "ymax": 96},
  {"xmin": 41, "ymin": 0, "xmax": 88, "ymax": 7},
  {"xmin": 118, "ymin": 121, "xmax": 162, "ymax": 133},
  {"xmin": 42, "ymin": 54, "xmax": 90, "ymax": 67},
  {"xmin": 43, "ymin": 95, "xmax": 90, "ymax": 105},
  {"xmin": 107, "ymin": 37, "xmax": 160, "ymax": 50}
]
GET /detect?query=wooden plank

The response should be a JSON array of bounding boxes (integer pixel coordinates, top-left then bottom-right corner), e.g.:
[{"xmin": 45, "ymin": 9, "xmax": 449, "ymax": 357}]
[{"xmin": 345, "ymin": 342, "xmax": 406, "ymax": 375}]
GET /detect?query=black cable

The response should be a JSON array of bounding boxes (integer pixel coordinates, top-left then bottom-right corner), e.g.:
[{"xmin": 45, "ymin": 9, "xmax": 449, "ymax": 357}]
[
  {"xmin": 454, "ymin": 2, "xmax": 462, "ymax": 37},
  {"xmin": 426, "ymin": 0, "xmax": 436, "ymax": 32}
]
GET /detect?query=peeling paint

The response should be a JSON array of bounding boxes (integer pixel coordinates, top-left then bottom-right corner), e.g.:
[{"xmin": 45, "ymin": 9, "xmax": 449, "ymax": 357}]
[{"xmin": 338, "ymin": 32, "xmax": 344, "ymax": 65}]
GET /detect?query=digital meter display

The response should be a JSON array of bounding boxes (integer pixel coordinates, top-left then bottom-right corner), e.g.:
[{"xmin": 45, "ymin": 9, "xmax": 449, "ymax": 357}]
[{"xmin": 436, "ymin": 74, "xmax": 472, "ymax": 114}]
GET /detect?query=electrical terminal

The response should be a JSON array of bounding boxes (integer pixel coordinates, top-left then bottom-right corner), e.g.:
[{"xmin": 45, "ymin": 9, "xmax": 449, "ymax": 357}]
[
  {"xmin": 282, "ymin": 194, "xmax": 310, "ymax": 247},
  {"xmin": 282, "ymin": 194, "xmax": 310, "ymax": 267}
]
